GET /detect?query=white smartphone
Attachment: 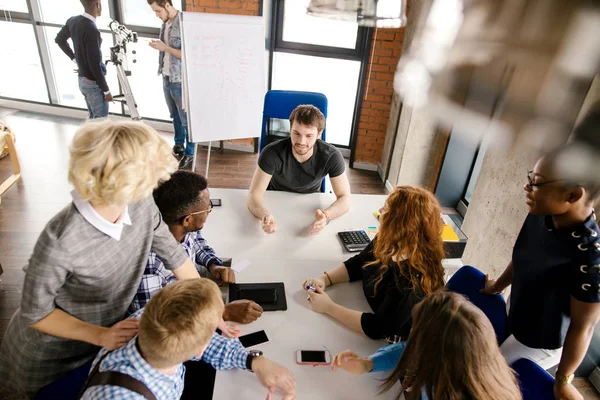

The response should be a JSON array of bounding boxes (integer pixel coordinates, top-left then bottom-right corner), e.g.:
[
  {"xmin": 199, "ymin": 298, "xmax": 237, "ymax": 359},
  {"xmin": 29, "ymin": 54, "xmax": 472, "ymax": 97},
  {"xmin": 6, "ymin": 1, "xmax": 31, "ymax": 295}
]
[
  {"xmin": 238, "ymin": 330, "xmax": 269, "ymax": 348},
  {"xmin": 295, "ymin": 350, "xmax": 331, "ymax": 366}
]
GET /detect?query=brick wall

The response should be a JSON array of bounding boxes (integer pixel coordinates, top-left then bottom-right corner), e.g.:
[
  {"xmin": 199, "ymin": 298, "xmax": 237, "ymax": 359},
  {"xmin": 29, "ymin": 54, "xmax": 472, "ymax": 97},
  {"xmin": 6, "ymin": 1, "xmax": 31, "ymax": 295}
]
[
  {"xmin": 185, "ymin": 0, "xmax": 259, "ymax": 148},
  {"xmin": 354, "ymin": 28, "xmax": 406, "ymax": 165}
]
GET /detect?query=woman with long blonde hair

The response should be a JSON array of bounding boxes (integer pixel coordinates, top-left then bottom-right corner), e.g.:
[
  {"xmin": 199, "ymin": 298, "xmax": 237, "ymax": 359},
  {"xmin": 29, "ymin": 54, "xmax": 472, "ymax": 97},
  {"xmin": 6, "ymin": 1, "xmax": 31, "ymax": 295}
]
[
  {"xmin": 302, "ymin": 186, "xmax": 446, "ymax": 340},
  {"xmin": 0, "ymin": 120, "xmax": 203, "ymax": 397},
  {"xmin": 331, "ymin": 291, "xmax": 522, "ymax": 400}
]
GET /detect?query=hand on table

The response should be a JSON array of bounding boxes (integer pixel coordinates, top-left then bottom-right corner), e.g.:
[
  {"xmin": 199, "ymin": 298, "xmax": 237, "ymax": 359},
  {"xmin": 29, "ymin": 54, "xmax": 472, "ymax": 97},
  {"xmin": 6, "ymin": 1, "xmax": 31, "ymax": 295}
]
[
  {"xmin": 306, "ymin": 286, "xmax": 334, "ymax": 314},
  {"xmin": 301, "ymin": 276, "xmax": 328, "ymax": 291},
  {"xmin": 554, "ymin": 383, "xmax": 583, "ymax": 400},
  {"xmin": 210, "ymin": 265, "xmax": 236, "ymax": 284},
  {"xmin": 217, "ymin": 318, "xmax": 241, "ymax": 338},
  {"xmin": 99, "ymin": 318, "xmax": 139, "ymax": 350},
  {"xmin": 253, "ymin": 357, "xmax": 296, "ymax": 400},
  {"xmin": 310, "ymin": 209, "xmax": 328, "ymax": 235},
  {"xmin": 331, "ymin": 350, "xmax": 373, "ymax": 375},
  {"xmin": 223, "ymin": 300, "xmax": 263, "ymax": 324},
  {"xmin": 262, "ymin": 215, "xmax": 277, "ymax": 234},
  {"xmin": 479, "ymin": 274, "xmax": 501, "ymax": 295},
  {"xmin": 149, "ymin": 39, "xmax": 168, "ymax": 52}
]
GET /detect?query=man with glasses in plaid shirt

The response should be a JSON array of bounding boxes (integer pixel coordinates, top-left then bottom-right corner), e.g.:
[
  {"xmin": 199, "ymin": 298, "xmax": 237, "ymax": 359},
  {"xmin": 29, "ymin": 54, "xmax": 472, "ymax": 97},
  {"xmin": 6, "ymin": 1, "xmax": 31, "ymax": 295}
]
[{"xmin": 128, "ymin": 171, "xmax": 264, "ymax": 324}]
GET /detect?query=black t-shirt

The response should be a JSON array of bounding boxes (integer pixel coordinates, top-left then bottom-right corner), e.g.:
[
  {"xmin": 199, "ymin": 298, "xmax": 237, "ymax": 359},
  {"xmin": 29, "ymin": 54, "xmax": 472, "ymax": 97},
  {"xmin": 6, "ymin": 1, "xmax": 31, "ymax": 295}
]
[
  {"xmin": 509, "ymin": 212, "xmax": 600, "ymax": 349},
  {"xmin": 258, "ymin": 138, "xmax": 345, "ymax": 193},
  {"xmin": 344, "ymin": 240, "xmax": 425, "ymax": 340}
]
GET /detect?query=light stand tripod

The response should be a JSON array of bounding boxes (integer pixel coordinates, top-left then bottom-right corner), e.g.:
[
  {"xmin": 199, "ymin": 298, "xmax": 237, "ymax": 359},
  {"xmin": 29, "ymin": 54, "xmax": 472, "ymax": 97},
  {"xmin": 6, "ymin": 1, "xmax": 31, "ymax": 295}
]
[{"xmin": 107, "ymin": 21, "xmax": 140, "ymax": 120}]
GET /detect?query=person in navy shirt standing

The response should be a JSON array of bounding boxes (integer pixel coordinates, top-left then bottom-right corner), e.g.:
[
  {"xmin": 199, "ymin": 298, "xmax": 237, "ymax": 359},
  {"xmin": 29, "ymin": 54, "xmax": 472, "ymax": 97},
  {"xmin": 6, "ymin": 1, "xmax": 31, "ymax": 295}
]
[
  {"xmin": 482, "ymin": 147, "xmax": 600, "ymax": 400},
  {"xmin": 56, "ymin": 0, "xmax": 112, "ymax": 119}
]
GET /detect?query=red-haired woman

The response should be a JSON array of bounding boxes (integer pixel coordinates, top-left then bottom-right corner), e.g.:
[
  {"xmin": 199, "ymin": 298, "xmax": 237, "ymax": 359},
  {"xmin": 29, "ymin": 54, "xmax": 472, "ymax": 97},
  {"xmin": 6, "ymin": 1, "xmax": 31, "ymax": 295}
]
[{"xmin": 302, "ymin": 186, "xmax": 446, "ymax": 341}]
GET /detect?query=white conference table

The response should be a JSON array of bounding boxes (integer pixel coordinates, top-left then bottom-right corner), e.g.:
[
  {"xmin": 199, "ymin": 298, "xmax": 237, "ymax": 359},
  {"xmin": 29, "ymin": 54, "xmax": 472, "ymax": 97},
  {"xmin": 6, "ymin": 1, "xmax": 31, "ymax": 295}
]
[
  {"xmin": 206, "ymin": 189, "xmax": 394, "ymax": 399},
  {"xmin": 202, "ymin": 189, "xmax": 394, "ymax": 400},
  {"xmin": 203, "ymin": 188, "xmax": 385, "ymax": 262},
  {"xmin": 204, "ymin": 189, "xmax": 451, "ymax": 399}
]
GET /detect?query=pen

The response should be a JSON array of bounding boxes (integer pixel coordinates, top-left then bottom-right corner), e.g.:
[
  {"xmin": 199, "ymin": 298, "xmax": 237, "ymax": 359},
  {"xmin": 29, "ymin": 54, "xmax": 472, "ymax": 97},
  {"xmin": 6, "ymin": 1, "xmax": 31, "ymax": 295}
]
[{"xmin": 305, "ymin": 285, "xmax": 316, "ymax": 292}]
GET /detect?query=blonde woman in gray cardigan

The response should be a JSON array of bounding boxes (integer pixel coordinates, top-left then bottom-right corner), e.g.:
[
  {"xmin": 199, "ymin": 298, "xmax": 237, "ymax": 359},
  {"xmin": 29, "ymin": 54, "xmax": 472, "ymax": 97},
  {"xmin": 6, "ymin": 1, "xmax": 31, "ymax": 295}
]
[{"xmin": 0, "ymin": 120, "xmax": 210, "ymax": 397}]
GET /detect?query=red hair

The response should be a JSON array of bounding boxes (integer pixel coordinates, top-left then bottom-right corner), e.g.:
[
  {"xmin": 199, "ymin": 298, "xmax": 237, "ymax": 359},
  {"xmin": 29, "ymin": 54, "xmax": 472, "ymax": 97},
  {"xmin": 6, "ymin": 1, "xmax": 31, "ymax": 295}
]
[{"xmin": 367, "ymin": 186, "xmax": 445, "ymax": 296}]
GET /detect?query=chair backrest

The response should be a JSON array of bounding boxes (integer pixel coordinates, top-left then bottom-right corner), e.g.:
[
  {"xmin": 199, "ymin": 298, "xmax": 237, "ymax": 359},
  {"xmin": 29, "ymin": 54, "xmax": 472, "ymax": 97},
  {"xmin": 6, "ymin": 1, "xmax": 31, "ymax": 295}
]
[
  {"xmin": 446, "ymin": 265, "xmax": 508, "ymax": 344},
  {"xmin": 512, "ymin": 358, "xmax": 555, "ymax": 400},
  {"xmin": 260, "ymin": 90, "xmax": 329, "ymax": 193},
  {"xmin": 260, "ymin": 90, "xmax": 328, "ymax": 152}
]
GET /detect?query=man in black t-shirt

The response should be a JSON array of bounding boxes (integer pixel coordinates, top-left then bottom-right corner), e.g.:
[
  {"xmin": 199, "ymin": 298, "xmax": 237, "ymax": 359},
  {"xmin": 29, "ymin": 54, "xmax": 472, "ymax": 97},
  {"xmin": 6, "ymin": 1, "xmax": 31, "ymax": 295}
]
[
  {"xmin": 248, "ymin": 105, "xmax": 351, "ymax": 235},
  {"xmin": 482, "ymin": 149, "xmax": 600, "ymax": 400}
]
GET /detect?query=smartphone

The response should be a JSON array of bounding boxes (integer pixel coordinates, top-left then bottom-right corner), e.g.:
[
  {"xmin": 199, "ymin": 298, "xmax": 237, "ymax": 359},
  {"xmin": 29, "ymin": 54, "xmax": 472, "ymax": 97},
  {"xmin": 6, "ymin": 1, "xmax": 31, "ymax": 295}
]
[
  {"xmin": 211, "ymin": 199, "xmax": 222, "ymax": 207},
  {"xmin": 295, "ymin": 350, "xmax": 331, "ymax": 366},
  {"xmin": 238, "ymin": 330, "xmax": 269, "ymax": 348},
  {"xmin": 238, "ymin": 288, "xmax": 277, "ymax": 304}
]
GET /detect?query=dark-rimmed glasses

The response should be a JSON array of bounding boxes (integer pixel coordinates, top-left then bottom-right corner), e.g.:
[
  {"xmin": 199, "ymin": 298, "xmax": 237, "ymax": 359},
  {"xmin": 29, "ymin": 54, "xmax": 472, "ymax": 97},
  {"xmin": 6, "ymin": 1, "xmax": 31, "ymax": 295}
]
[{"xmin": 527, "ymin": 170, "xmax": 565, "ymax": 189}]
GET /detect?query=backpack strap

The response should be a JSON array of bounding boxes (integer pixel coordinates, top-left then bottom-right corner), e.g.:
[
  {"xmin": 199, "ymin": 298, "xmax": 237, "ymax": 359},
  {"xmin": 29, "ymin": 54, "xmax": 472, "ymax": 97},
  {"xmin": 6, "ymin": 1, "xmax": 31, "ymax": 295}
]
[{"xmin": 77, "ymin": 351, "xmax": 157, "ymax": 400}]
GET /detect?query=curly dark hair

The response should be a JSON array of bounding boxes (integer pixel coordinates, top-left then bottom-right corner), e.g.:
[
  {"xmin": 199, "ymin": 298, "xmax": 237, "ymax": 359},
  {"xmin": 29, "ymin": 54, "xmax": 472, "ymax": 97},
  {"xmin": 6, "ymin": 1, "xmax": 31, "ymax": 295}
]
[{"xmin": 153, "ymin": 171, "xmax": 208, "ymax": 223}]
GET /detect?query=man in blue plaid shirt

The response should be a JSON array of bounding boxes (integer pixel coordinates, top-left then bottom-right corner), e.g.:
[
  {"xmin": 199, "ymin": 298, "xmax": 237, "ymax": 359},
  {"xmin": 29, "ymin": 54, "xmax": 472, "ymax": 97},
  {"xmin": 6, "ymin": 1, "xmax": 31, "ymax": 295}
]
[
  {"xmin": 81, "ymin": 279, "xmax": 296, "ymax": 399},
  {"xmin": 128, "ymin": 171, "xmax": 264, "ymax": 324}
]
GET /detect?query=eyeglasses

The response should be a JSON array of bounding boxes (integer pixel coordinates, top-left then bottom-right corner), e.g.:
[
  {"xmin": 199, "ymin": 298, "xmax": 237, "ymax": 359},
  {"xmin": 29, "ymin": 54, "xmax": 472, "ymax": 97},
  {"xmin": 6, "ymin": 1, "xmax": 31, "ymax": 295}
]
[
  {"xmin": 172, "ymin": 201, "xmax": 213, "ymax": 222},
  {"xmin": 527, "ymin": 171, "xmax": 565, "ymax": 189}
]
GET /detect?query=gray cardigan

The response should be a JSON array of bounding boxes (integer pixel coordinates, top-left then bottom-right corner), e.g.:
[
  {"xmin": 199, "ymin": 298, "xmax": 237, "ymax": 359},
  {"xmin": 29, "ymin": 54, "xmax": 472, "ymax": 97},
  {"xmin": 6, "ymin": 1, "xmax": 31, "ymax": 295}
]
[{"xmin": 0, "ymin": 195, "xmax": 188, "ymax": 397}]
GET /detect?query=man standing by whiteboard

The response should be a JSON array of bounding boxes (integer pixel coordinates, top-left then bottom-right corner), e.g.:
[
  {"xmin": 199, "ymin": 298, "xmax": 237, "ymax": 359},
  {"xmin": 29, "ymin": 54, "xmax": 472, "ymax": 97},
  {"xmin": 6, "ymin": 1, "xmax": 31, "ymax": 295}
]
[{"xmin": 148, "ymin": 0, "xmax": 195, "ymax": 170}]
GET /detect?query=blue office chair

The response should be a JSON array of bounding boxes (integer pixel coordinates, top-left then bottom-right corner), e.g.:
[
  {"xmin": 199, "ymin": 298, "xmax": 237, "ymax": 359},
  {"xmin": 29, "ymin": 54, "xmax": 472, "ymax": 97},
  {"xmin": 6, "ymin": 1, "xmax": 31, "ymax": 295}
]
[
  {"xmin": 446, "ymin": 265, "xmax": 508, "ymax": 344},
  {"xmin": 260, "ymin": 90, "xmax": 328, "ymax": 193},
  {"xmin": 34, "ymin": 359, "xmax": 93, "ymax": 400},
  {"xmin": 512, "ymin": 358, "xmax": 555, "ymax": 400}
]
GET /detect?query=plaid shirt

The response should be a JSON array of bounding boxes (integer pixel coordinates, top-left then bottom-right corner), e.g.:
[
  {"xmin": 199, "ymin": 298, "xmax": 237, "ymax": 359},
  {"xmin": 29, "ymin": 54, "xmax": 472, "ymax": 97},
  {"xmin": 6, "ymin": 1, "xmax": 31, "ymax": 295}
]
[
  {"xmin": 128, "ymin": 230, "xmax": 222, "ymax": 314},
  {"xmin": 80, "ymin": 309, "xmax": 248, "ymax": 400}
]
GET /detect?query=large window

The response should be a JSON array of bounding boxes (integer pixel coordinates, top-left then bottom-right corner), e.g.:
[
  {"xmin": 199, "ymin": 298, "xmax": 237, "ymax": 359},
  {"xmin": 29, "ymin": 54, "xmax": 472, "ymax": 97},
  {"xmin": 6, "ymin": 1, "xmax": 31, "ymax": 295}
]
[
  {"xmin": 272, "ymin": 0, "xmax": 371, "ymax": 150},
  {"xmin": 0, "ymin": 0, "xmax": 28, "ymax": 13},
  {"xmin": 0, "ymin": 21, "xmax": 48, "ymax": 102},
  {"xmin": 272, "ymin": 53, "xmax": 360, "ymax": 146},
  {"xmin": 39, "ymin": 0, "xmax": 112, "ymax": 29},
  {"xmin": 122, "ymin": 0, "xmax": 183, "ymax": 28},
  {"xmin": 281, "ymin": 0, "xmax": 357, "ymax": 49},
  {"xmin": 0, "ymin": 0, "xmax": 185, "ymax": 122}
]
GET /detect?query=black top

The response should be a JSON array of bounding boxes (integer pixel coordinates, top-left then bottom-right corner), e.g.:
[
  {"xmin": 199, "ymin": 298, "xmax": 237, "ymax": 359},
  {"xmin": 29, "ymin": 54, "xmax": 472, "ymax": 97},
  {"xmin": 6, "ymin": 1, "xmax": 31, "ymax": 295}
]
[
  {"xmin": 258, "ymin": 138, "xmax": 345, "ymax": 193},
  {"xmin": 55, "ymin": 15, "xmax": 109, "ymax": 93},
  {"xmin": 510, "ymin": 212, "xmax": 600, "ymax": 349},
  {"xmin": 344, "ymin": 240, "xmax": 425, "ymax": 340}
]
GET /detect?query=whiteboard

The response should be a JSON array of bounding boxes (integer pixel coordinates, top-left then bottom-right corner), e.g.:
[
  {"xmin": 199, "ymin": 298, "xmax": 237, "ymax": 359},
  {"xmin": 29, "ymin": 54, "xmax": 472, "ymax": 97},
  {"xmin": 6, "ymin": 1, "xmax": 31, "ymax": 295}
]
[{"xmin": 181, "ymin": 12, "xmax": 266, "ymax": 143}]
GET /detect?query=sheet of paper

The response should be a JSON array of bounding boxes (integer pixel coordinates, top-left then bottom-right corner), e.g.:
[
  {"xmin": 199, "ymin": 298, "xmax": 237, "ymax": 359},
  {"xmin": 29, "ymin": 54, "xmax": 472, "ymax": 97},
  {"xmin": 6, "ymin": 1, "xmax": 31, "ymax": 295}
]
[{"xmin": 232, "ymin": 259, "xmax": 250, "ymax": 273}]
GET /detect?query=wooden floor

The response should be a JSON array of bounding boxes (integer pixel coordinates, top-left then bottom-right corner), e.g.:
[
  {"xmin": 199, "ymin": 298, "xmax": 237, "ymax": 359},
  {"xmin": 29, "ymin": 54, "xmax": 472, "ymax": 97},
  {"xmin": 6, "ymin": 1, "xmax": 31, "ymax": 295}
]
[{"xmin": 1, "ymin": 109, "xmax": 599, "ymax": 399}]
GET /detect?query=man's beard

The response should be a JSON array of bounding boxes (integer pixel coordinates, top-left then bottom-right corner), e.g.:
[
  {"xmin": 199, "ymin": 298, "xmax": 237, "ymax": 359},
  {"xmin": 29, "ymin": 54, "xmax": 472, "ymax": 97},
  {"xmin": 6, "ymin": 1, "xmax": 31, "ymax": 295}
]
[{"xmin": 293, "ymin": 144, "xmax": 313, "ymax": 156}]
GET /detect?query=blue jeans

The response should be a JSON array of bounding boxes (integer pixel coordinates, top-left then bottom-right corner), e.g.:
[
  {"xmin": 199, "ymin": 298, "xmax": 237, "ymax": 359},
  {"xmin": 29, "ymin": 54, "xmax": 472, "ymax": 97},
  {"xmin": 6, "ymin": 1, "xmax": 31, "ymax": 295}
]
[
  {"xmin": 78, "ymin": 77, "xmax": 109, "ymax": 119},
  {"xmin": 163, "ymin": 76, "xmax": 194, "ymax": 157}
]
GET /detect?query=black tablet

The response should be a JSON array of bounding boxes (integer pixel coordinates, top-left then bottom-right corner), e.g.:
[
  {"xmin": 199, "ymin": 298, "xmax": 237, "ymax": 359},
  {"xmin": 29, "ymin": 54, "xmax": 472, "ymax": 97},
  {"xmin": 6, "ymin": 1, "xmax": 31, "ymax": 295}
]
[{"xmin": 228, "ymin": 282, "xmax": 287, "ymax": 311}]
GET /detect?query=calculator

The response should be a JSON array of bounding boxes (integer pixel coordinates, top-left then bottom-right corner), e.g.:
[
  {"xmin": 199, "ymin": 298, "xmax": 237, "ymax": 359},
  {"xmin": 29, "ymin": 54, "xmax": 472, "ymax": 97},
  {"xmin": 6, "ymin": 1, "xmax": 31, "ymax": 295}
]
[{"xmin": 337, "ymin": 230, "xmax": 371, "ymax": 252}]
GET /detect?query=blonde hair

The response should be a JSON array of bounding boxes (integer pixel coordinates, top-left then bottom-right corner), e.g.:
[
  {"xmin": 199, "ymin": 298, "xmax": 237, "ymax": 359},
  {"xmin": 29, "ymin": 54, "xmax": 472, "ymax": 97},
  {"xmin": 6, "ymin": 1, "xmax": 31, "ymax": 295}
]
[
  {"xmin": 68, "ymin": 120, "xmax": 178, "ymax": 206},
  {"xmin": 139, "ymin": 279, "xmax": 224, "ymax": 368}
]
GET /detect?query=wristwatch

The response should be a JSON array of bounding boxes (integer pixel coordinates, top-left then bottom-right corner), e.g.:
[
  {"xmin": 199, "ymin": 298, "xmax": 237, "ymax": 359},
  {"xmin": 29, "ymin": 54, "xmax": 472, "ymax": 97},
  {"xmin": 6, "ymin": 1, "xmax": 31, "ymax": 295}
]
[
  {"xmin": 323, "ymin": 210, "xmax": 331, "ymax": 225},
  {"xmin": 246, "ymin": 349, "xmax": 263, "ymax": 373},
  {"xmin": 555, "ymin": 372, "xmax": 574, "ymax": 385}
]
